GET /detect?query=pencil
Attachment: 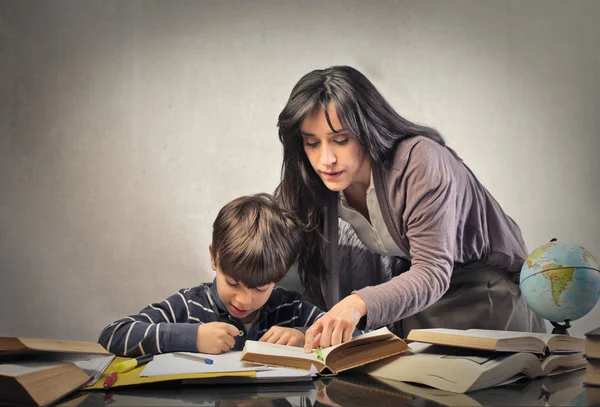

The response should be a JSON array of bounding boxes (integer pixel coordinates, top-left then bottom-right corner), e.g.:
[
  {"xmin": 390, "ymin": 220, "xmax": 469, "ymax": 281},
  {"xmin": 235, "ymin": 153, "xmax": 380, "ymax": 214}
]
[{"xmin": 173, "ymin": 352, "xmax": 214, "ymax": 365}]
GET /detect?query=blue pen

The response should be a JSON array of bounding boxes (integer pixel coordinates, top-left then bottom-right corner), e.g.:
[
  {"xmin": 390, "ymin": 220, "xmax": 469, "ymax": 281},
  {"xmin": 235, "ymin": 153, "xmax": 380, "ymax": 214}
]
[{"xmin": 173, "ymin": 352, "xmax": 214, "ymax": 364}]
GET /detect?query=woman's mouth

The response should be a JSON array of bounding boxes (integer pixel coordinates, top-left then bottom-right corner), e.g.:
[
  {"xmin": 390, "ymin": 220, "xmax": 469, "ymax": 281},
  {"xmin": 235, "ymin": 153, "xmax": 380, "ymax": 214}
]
[{"xmin": 321, "ymin": 171, "xmax": 343, "ymax": 180}]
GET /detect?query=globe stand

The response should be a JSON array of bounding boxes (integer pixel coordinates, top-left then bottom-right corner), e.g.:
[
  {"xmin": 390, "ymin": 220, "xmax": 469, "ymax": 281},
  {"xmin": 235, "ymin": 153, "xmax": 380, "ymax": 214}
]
[{"xmin": 550, "ymin": 320, "xmax": 571, "ymax": 335}]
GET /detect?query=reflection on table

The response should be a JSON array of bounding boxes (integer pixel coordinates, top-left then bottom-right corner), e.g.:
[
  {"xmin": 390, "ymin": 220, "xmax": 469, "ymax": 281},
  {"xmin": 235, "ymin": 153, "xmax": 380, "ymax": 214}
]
[{"xmin": 59, "ymin": 369, "xmax": 589, "ymax": 407}]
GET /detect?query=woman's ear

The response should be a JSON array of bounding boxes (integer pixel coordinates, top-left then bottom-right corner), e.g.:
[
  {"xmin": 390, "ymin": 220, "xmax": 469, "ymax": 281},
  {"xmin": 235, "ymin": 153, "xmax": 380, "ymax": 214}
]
[{"xmin": 208, "ymin": 244, "xmax": 217, "ymax": 271}]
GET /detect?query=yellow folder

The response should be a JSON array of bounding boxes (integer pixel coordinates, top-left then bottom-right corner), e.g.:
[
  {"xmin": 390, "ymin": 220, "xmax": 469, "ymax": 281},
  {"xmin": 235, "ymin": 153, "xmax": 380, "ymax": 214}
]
[{"xmin": 84, "ymin": 356, "xmax": 256, "ymax": 389}]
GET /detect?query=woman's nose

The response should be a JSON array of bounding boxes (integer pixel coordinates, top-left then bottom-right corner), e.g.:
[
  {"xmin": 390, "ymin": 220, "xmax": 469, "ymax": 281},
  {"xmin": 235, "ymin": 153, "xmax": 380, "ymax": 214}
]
[{"xmin": 320, "ymin": 145, "xmax": 336, "ymax": 166}]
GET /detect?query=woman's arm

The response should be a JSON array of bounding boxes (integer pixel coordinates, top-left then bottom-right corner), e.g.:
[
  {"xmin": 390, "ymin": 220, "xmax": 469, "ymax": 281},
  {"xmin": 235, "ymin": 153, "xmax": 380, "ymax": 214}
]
[
  {"xmin": 356, "ymin": 140, "xmax": 457, "ymax": 329},
  {"xmin": 304, "ymin": 141, "xmax": 458, "ymax": 349}
]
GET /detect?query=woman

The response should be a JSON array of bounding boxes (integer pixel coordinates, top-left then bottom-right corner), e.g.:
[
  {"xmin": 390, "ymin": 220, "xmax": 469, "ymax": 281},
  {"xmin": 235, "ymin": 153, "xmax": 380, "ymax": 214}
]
[{"xmin": 274, "ymin": 66, "xmax": 546, "ymax": 351}]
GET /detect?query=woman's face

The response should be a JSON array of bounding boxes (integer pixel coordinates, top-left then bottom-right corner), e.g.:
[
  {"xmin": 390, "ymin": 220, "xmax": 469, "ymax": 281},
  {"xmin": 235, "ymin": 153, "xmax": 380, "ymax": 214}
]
[{"xmin": 300, "ymin": 102, "xmax": 370, "ymax": 192}]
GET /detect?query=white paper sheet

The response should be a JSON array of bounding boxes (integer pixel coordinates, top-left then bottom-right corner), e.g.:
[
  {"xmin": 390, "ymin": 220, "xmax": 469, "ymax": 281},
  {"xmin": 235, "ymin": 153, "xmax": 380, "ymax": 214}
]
[{"xmin": 141, "ymin": 351, "xmax": 268, "ymax": 377}]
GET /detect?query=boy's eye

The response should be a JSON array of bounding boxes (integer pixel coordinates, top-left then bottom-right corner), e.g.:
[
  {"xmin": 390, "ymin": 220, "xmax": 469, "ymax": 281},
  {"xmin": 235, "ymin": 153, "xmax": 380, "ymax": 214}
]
[
  {"xmin": 255, "ymin": 286, "xmax": 269, "ymax": 292},
  {"xmin": 226, "ymin": 280, "xmax": 239, "ymax": 287}
]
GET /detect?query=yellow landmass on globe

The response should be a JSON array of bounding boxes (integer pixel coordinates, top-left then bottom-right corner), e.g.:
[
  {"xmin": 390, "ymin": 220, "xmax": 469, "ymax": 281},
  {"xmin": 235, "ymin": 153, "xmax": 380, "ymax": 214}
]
[
  {"xmin": 526, "ymin": 242, "xmax": 557, "ymax": 268},
  {"xmin": 542, "ymin": 268, "xmax": 575, "ymax": 307}
]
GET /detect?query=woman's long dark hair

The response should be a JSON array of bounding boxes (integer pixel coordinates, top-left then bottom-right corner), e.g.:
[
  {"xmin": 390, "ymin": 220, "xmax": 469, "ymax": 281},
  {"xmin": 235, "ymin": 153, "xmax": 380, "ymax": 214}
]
[{"xmin": 274, "ymin": 66, "xmax": 452, "ymax": 303}]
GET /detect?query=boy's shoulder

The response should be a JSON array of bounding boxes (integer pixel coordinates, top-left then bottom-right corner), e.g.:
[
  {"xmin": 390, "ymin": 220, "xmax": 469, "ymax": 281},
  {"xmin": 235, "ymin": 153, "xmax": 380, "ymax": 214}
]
[{"xmin": 177, "ymin": 283, "xmax": 213, "ymax": 300}]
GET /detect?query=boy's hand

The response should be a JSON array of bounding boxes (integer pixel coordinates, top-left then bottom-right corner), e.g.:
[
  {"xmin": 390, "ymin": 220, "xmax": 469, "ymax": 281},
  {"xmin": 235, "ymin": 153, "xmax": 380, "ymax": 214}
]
[
  {"xmin": 196, "ymin": 322, "xmax": 239, "ymax": 354},
  {"xmin": 259, "ymin": 326, "xmax": 304, "ymax": 347}
]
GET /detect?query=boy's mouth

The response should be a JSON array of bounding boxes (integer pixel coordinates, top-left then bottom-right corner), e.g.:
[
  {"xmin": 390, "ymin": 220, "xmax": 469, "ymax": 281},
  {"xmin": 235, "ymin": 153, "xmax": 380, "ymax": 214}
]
[{"xmin": 230, "ymin": 304, "xmax": 251, "ymax": 316}]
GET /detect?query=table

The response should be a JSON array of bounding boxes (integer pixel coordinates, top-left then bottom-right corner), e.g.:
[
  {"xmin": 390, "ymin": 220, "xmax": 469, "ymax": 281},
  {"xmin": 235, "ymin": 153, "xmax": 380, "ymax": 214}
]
[{"xmin": 61, "ymin": 369, "xmax": 590, "ymax": 406}]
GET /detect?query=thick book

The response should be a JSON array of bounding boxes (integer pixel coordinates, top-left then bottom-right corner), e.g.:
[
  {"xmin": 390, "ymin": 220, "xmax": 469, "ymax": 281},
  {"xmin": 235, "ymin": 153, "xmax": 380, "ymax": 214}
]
[
  {"xmin": 0, "ymin": 360, "xmax": 92, "ymax": 406},
  {"xmin": 0, "ymin": 336, "xmax": 111, "ymax": 359},
  {"xmin": 588, "ymin": 385, "xmax": 600, "ymax": 407},
  {"xmin": 363, "ymin": 342, "xmax": 586, "ymax": 393},
  {"xmin": 585, "ymin": 327, "xmax": 600, "ymax": 359},
  {"xmin": 586, "ymin": 358, "xmax": 600, "ymax": 386},
  {"xmin": 407, "ymin": 328, "xmax": 584, "ymax": 354},
  {"xmin": 240, "ymin": 327, "xmax": 409, "ymax": 374}
]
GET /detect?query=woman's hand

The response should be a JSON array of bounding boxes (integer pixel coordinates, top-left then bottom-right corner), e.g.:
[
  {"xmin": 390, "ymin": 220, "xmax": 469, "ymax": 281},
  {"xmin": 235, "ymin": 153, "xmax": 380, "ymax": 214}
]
[
  {"xmin": 259, "ymin": 326, "xmax": 305, "ymax": 347},
  {"xmin": 303, "ymin": 294, "xmax": 367, "ymax": 352}
]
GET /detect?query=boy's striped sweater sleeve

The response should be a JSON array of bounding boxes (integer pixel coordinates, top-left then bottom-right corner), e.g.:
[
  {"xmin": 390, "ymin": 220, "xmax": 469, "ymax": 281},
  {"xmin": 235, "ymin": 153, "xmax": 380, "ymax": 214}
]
[
  {"xmin": 292, "ymin": 297, "xmax": 325, "ymax": 334},
  {"xmin": 98, "ymin": 288, "xmax": 202, "ymax": 356}
]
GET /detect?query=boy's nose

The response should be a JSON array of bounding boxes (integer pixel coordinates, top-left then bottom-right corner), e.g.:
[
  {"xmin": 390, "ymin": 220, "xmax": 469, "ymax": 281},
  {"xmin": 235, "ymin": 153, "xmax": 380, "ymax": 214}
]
[{"xmin": 236, "ymin": 293, "xmax": 252, "ymax": 308}]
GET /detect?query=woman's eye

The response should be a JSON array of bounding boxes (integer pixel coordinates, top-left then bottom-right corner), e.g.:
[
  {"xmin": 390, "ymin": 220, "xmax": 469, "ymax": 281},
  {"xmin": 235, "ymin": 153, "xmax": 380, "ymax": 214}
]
[
  {"xmin": 304, "ymin": 141, "xmax": 319, "ymax": 148},
  {"xmin": 334, "ymin": 138, "xmax": 349, "ymax": 145}
]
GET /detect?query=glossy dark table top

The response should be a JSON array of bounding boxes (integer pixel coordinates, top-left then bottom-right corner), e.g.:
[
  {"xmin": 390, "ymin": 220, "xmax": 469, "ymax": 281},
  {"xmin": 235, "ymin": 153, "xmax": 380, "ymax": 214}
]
[{"xmin": 61, "ymin": 369, "xmax": 591, "ymax": 407}]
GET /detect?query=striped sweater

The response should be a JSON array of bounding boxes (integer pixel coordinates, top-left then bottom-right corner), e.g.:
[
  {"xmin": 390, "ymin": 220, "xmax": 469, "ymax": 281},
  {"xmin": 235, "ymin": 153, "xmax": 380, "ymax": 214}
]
[{"xmin": 98, "ymin": 280, "xmax": 324, "ymax": 356}]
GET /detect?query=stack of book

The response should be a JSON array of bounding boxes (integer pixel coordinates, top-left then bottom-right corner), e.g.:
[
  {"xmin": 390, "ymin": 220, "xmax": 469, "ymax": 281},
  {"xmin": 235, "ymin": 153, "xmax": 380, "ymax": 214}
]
[
  {"xmin": 362, "ymin": 328, "xmax": 586, "ymax": 393},
  {"xmin": 585, "ymin": 327, "xmax": 600, "ymax": 406}
]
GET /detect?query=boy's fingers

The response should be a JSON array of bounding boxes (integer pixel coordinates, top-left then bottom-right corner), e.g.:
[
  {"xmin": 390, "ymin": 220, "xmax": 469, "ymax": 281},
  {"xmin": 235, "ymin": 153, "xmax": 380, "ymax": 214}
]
[
  {"xmin": 224, "ymin": 334, "xmax": 236, "ymax": 348},
  {"xmin": 259, "ymin": 329, "xmax": 273, "ymax": 342},
  {"xmin": 275, "ymin": 335, "xmax": 289, "ymax": 345},
  {"xmin": 223, "ymin": 323, "xmax": 241, "ymax": 337}
]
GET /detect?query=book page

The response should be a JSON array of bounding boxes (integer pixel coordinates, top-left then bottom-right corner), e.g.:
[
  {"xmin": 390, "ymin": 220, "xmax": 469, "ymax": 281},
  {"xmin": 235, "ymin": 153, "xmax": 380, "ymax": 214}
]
[
  {"xmin": 366, "ymin": 342, "xmax": 542, "ymax": 393},
  {"xmin": 465, "ymin": 329, "xmax": 558, "ymax": 343},
  {"xmin": 0, "ymin": 362, "xmax": 58, "ymax": 376},
  {"xmin": 0, "ymin": 353, "xmax": 113, "ymax": 378},
  {"xmin": 244, "ymin": 341, "xmax": 321, "ymax": 362},
  {"xmin": 73, "ymin": 355, "xmax": 115, "ymax": 385},
  {"xmin": 417, "ymin": 328, "xmax": 555, "ymax": 342},
  {"xmin": 321, "ymin": 327, "xmax": 393, "ymax": 359},
  {"xmin": 8, "ymin": 337, "xmax": 111, "ymax": 354}
]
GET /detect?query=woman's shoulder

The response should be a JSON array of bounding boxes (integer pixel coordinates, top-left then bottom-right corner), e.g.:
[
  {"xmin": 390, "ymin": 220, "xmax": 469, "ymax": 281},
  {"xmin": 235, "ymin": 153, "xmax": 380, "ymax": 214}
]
[{"xmin": 386, "ymin": 135, "xmax": 450, "ymax": 171}]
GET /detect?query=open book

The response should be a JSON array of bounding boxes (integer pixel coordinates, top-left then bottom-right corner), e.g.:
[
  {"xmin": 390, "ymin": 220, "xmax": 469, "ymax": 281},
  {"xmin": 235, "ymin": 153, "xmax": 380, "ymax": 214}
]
[
  {"xmin": 407, "ymin": 328, "xmax": 584, "ymax": 354},
  {"xmin": 240, "ymin": 327, "xmax": 409, "ymax": 375},
  {"xmin": 0, "ymin": 336, "xmax": 113, "ymax": 406},
  {"xmin": 363, "ymin": 342, "xmax": 586, "ymax": 393},
  {"xmin": 0, "ymin": 354, "xmax": 114, "ymax": 407}
]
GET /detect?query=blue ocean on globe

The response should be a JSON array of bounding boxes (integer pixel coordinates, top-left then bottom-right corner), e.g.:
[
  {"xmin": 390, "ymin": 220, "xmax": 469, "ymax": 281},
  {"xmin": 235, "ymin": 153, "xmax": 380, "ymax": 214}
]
[{"xmin": 520, "ymin": 241, "xmax": 600, "ymax": 323}]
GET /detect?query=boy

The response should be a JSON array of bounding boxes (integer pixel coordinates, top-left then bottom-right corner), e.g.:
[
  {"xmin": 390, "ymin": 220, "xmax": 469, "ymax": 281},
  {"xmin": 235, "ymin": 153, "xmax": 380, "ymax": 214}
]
[{"xmin": 98, "ymin": 193, "xmax": 324, "ymax": 356}]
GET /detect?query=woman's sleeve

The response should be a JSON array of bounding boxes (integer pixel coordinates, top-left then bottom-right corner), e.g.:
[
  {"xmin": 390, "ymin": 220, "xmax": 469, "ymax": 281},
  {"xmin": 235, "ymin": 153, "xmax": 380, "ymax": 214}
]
[{"xmin": 355, "ymin": 142, "xmax": 457, "ymax": 329}]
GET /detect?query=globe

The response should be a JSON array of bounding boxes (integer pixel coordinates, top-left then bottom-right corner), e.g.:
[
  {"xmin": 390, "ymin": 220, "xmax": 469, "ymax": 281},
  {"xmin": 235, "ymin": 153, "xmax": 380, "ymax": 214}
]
[{"xmin": 520, "ymin": 239, "xmax": 600, "ymax": 333}]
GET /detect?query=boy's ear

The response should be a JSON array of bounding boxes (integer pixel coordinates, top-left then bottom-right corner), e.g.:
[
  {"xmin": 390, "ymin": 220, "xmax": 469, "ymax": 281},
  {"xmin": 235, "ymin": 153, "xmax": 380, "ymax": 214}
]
[{"xmin": 208, "ymin": 244, "xmax": 216, "ymax": 271}]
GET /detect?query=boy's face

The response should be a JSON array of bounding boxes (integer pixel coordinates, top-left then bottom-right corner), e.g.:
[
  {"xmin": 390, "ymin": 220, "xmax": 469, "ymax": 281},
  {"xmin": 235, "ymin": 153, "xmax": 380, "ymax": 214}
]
[{"xmin": 210, "ymin": 245, "xmax": 275, "ymax": 324}]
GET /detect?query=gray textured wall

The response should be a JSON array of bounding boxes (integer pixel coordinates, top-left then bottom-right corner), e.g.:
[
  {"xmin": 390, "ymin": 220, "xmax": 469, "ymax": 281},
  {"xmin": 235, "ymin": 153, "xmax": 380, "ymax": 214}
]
[{"xmin": 1, "ymin": 0, "xmax": 599, "ymax": 341}]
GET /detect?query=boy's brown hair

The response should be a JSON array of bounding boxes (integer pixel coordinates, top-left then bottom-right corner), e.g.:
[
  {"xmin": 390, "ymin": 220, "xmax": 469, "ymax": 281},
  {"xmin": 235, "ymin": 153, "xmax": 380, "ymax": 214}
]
[{"xmin": 211, "ymin": 193, "xmax": 303, "ymax": 288}]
